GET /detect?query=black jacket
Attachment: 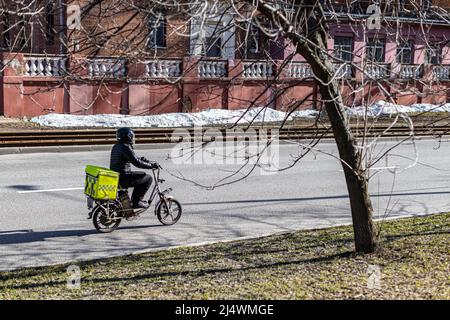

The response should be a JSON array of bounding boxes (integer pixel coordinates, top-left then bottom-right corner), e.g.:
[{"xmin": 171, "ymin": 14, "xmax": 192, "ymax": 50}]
[{"xmin": 110, "ymin": 142, "xmax": 153, "ymax": 174}]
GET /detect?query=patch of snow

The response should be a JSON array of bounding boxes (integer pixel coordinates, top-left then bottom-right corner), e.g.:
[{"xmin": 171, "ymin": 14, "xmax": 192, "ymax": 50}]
[
  {"xmin": 30, "ymin": 107, "xmax": 320, "ymax": 128},
  {"xmin": 347, "ymin": 100, "xmax": 450, "ymax": 117},
  {"xmin": 30, "ymin": 101, "xmax": 450, "ymax": 128}
]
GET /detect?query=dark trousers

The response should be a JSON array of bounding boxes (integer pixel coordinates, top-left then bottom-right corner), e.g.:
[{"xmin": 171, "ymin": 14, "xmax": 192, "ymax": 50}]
[{"xmin": 119, "ymin": 171, "xmax": 152, "ymax": 204}]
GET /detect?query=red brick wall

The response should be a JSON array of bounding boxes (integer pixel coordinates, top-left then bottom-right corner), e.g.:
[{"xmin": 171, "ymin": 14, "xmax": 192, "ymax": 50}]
[
  {"xmin": 66, "ymin": 0, "xmax": 190, "ymax": 58},
  {"xmin": 0, "ymin": 0, "xmax": 62, "ymax": 54}
]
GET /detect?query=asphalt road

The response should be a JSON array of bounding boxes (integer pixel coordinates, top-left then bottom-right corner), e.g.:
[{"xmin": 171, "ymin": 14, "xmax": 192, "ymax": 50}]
[{"xmin": 1, "ymin": 138, "xmax": 450, "ymax": 271}]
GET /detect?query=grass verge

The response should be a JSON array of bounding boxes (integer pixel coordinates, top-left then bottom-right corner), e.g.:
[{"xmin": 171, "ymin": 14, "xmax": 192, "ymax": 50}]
[{"xmin": 0, "ymin": 213, "xmax": 449, "ymax": 299}]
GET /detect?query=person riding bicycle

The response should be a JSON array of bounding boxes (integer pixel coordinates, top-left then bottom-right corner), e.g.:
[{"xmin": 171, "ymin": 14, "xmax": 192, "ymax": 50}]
[{"xmin": 110, "ymin": 127, "xmax": 159, "ymax": 209}]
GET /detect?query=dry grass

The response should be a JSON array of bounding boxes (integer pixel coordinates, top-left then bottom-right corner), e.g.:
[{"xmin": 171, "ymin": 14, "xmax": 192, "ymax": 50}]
[{"xmin": 0, "ymin": 213, "xmax": 449, "ymax": 300}]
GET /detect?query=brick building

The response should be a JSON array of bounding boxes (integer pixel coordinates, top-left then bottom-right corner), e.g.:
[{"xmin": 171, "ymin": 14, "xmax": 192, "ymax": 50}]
[{"xmin": 1, "ymin": 0, "xmax": 450, "ymax": 118}]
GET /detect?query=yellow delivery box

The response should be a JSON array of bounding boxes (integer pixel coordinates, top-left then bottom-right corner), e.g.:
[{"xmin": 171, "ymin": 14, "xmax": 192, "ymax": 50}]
[{"xmin": 84, "ymin": 165, "xmax": 119, "ymax": 200}]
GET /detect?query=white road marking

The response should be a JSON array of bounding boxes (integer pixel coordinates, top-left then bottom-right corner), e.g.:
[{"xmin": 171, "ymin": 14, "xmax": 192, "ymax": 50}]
[
  {"xmin": 369, "ymin": 166, "xmax": 398, "ymax": 170},
  {"xmin": 18, "ymin": 187, "xmax": 84, "ymax": 194}
]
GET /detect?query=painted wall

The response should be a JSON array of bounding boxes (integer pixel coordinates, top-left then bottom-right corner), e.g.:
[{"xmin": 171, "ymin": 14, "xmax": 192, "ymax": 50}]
[{"xmin": 3, "ymin": 19, "xmax": 450, "ymax": 119}]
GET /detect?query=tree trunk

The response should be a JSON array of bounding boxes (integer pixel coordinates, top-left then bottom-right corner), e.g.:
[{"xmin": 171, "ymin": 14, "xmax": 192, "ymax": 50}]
[
  {"xmin": 300, "ymin": 33, "xmax": 377, "ymax": 253},
  {"xmin": 254, "ymin": 0, "xmax": 377, "ymax": 253}
]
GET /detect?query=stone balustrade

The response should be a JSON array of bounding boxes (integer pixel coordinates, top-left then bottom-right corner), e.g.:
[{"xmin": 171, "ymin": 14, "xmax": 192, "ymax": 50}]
[
  {"xmin": 19, "ymin": 56, "xmax": 449, "ymax": 83},
  {"xmin": 333, "ymin": 63, "xmax": 353, "ymax": 78},
  {"xmin": 24, "ymin": 56, "xmax": 67, "ymax": 77},
  {"xmin": 145, "ymin": 59, "xmax": 182, "ymax": 78},
  {"xmin": 242, "ymin": 61, "xmax": 273, "ymax": 78},
  {"xmin": 198, "ymin": 60, "xmax": 227, "ymax": 78},
  {"xmin": 365, "ymin": 64, "xmax": 390, "ymax": 80},
  {"xmin": 88, "ymin": 58, "xmax": 127, "ymax": 78},
  {"xmin": 287, "ymin": 62, "xmax": 313, "ymax": 79},
  {"xmin": 399, "ymin": 64, "xmax": 422, "ymax": 79},
  {"xmin": 433, "ymin": 65, "xmax": 450, "ymax": 80}
]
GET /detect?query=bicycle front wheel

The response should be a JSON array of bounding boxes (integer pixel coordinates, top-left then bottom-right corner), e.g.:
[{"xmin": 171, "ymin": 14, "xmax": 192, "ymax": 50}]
[{"xmin": 156, "ymin": 198, "xmax": 182, "ymax": 226}]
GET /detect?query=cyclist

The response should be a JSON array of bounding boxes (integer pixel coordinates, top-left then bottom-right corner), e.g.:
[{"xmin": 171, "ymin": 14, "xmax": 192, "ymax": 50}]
[{"xmin": 110, "ymin": 127, "xmax": 159, "ymax": 209}]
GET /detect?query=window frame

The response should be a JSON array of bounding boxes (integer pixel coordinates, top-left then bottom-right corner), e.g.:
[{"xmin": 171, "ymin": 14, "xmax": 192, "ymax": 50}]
[
  {"xmin": 334, "ymin": 36, "xmax": 354, "ymax": 62},
  {"xmin": 425, "ymin": 43, "xmax": 442, "ymax": 65},
  {"xmin": 366, "ymin": 37, "xmax": 386, "ymax": 63},
  {"xmin": 396, "ymin": 40, "xmax": 414, "ymax": 64},
  {"xmin": 247, "ymin": 24, "xmax": 260, "ymax": 55},
  {"xmin": 204, "ymin": 35, "xmax": 222, "ymax": 58},
  {"xmin": 147, "ymin": 14, "xmax": 167, "ymax": 49},
  {"xmin": 0, "ymin": 11, "xmax": 10, "ymax": 49},
  {"xmin": 45, "ymin": 2, "xmax": 56, "ymax": 45}
]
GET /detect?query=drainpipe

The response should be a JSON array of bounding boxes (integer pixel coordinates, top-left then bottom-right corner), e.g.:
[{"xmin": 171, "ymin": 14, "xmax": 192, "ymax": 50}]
[{"xmin": 58, "ymin": 0, "xmax": 66, "ymax": 55}]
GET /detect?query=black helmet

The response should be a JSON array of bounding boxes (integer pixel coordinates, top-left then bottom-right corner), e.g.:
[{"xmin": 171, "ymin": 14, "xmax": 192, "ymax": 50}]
[{"xmin": 116, "ymin": 127, "xmax": 135, "ymax": 144}]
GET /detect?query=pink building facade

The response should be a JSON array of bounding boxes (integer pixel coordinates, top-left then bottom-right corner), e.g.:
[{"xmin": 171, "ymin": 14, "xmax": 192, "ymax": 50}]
[{"xmin": 1, "ymin": 18, "xmax": 450, "ymax": 118}]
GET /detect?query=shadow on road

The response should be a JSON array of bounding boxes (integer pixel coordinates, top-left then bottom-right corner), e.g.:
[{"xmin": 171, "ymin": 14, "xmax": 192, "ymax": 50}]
[
  {"xmin": 0, "ymin": 224, "xmax": 161, "ymax": 245},
  {"xmin": 6, "ymin": 185, "xmax": 41, "ymax": 191},
  {"xmin": 184, "ymin": 190, "xmax": 450, "ymax": 206}
]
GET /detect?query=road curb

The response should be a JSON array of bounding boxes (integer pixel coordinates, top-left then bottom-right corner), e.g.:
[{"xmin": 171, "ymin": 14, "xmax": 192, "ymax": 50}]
[
  {"xmin": 0, "ymin": 136, "xmax": 445, "ymax": 156},
  {"xmin": 0, "ymin": 140, "xmax": 303, "ymax": 155},
  {"xmin": 0, "ymin": 143, "xmax": 179, "ymax": 155}
]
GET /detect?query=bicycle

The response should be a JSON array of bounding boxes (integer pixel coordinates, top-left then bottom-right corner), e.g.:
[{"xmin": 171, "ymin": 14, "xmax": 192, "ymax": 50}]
[{"xmin": 87, "ymin": 166, "xmax": 182, "ymax": 233}]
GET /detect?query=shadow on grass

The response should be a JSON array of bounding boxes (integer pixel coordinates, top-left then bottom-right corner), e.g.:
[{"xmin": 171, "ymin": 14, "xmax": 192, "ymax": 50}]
[
  {"xmin": 2, "ymin": 215, "xmax": 448, "ymax": 292},
  {"xmin": 0, "ymin": 250, "xmax": 354, "ymax": 291},
  {"xmin": 383, "ymin": 230, "xmax": 450, "ymax": 242}
]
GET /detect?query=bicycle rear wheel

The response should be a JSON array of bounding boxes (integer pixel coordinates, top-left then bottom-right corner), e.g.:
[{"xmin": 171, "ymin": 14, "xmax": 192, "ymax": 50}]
[{"xmin": 92, "ymin": 202, "xmax": 122, "ymax": 233}]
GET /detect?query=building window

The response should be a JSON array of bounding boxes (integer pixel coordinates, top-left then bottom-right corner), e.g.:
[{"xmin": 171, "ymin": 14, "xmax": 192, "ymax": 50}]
[
  {"xmin": 148, "ymin": 14, "xmax": 166, "ymax": 48},
  {"xmin": 46, "ymin": 2, "xmax": 55, "ymax": 45},
  {"xmin": 334, "ymin": 36, "xmax": 353, "ymax": 62},
  {"xmin": 1, "ymin": 12, "xmax": 10, "ymax": 49},
  {"xmin": 247, "ymin": 24, "xmax": 260, "ymax": 55},
  {"xmin": 366, "ymin": 38, "xmax": 385, "ymax": 63},
  {"xmin": 396, "ymin": 40, "xmax": 413, "ymax": 64},
  {"xmin": 205, "ymin": 36, "xmax": 222, "ymax": 57},
  {"xmin": 425, "ymin": 44, "xmax": 441, "ymax": 65},
  {"xmin": 18, "ymin": 18, "xmax": 26, "ymax": 48}
]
